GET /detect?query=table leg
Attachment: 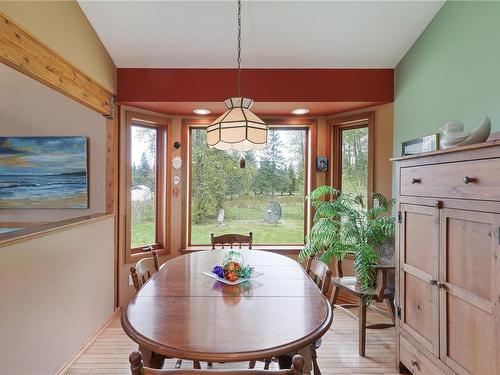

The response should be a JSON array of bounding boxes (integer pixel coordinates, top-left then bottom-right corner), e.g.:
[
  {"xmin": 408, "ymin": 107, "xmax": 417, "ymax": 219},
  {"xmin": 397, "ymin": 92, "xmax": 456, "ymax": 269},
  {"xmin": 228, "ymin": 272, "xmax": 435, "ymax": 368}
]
[
  {"xmin": 358, "ymin": 296, "xmax": 367, "ymax": 357},
  {"xmin": 297, "ymin": 346, "xmax": 313, "ymax": 375},
  {"xmin": 138, "ymin": 345, "xmax": 165, "ymax": 369}
]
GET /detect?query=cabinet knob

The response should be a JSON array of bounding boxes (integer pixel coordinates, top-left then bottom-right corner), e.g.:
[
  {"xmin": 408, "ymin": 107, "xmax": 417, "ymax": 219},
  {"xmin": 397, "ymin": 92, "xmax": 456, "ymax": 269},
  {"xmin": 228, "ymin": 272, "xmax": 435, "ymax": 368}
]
[
  {"xmin": 411, "ymin": 178, "xmax": 421, "ymax": 184},
  {"xmin": 411, "ymin": 360, "xmax": 419, "ymax": 368},
  {"xmin": 463, "ymin": 176, "xmax": 476, "ymax": 184},
  {"xmin": 436, "ymin": 281, "xmax": 447, "ymax": 289},
  {"xmin": 429, "ymin": 279, "xmax": 438, "ymax": 286},
  {"xmin": 435, "ymin": 200, "xmax": 443, "ymax": 209}
]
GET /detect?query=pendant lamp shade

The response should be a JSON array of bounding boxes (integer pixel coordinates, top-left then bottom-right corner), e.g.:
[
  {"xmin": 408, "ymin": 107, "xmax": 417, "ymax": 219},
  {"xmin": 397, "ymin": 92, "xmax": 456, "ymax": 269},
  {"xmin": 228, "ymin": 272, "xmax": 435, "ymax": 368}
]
[{"xmin": 207, "ymin": 97, "xmax": 267, "ymax": 151}]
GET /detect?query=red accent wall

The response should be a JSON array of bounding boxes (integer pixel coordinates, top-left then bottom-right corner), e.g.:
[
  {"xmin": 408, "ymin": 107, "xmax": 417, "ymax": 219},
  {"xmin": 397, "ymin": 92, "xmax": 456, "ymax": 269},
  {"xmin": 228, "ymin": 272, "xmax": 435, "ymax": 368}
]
[{"xmin": 117, "ymin": 68, "xmax": 394, "ymax": 103}]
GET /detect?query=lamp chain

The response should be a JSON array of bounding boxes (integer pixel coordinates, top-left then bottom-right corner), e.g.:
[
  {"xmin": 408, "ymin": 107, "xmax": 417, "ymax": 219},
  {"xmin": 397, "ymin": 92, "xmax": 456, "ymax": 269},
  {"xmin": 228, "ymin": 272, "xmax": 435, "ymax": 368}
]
[{"xmin": 237, "ymin": 0, "xmax": 241, "ymax": 97}]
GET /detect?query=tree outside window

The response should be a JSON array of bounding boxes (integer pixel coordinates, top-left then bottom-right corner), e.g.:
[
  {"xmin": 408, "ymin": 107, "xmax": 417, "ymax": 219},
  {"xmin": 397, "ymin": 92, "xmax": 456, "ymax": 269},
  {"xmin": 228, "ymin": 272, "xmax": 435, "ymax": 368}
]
[{"xmin": 190, "ymin": 128, "xmax": 307, "ymax": 245}]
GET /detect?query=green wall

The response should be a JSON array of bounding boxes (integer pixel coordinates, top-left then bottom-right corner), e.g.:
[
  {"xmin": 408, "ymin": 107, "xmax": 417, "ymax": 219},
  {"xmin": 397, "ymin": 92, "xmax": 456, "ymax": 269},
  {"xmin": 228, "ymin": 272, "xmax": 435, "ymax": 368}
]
[{"xmin": 394, "ymin": 1, "xmax": 500, "ymax": 156}]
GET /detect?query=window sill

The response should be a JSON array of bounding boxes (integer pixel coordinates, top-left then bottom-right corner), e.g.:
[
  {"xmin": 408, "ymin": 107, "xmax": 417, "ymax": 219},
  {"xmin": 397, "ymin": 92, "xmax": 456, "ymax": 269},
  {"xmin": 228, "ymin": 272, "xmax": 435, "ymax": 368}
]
[
  {"xmin": 126, "ymin": 247, "xmax": 169, "ymax": 264},
  {"xmin": 0, "ymin": 213, "xmax": 113, "ymax": 249},
  {"xmin": 180, "ymin": 245, "xmax": 303, "ymax": 254}
]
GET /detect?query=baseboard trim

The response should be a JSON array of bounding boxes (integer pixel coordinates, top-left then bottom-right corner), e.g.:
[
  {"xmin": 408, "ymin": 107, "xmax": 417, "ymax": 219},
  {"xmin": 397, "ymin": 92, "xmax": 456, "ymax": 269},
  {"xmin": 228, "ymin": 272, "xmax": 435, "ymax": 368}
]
[{"xmin": 55, "ymin": 307, "xmax": 122, "ymax": 375}]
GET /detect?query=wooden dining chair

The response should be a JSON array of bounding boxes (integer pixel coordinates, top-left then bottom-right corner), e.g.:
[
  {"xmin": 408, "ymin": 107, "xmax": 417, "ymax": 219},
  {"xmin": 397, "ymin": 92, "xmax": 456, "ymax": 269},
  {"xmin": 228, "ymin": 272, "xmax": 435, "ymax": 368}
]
[
  {"xmin": 130, "ymin": 252, "xmax": 185, "ymax": 369},
  {"xmin": 129, "ymin": 351, "xmax": 305, "ymax": 374},
  {"xmin": 330, "ymin": 258, "xmax": 395, "ymax": 356},
  {"xmin": 306, "ymin": 256, "xmax": 333, "ymax": 295},
  {"xmin": 304, "ymin": 256, "xmax": 332, "ymax": 375},
  {"xmin": 130, "ymin": 251, "xmax": 160, "ymax": 291},
  {"xmin": 211, "ymin": 232, "xmax": 253, "ymax": 249}
]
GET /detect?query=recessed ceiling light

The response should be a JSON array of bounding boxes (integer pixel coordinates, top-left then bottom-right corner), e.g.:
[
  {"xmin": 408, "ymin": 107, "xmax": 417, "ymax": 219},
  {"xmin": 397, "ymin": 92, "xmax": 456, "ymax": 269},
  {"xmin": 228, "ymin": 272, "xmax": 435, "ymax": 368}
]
[
  {"xmin": 193, "ymin": 109, "xmax": 211, "ymax": 115},
  {"xmin": 291, "ymin": 108, "xmax": 310, "ymax": 115}
]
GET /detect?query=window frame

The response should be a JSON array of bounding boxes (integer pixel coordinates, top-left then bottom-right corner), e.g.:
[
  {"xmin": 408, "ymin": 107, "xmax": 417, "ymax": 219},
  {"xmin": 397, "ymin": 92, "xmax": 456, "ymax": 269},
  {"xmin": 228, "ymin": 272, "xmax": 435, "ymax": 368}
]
[
  {"xmin": 125, "ymin": 111, "xmax": 170, "ymax": 262},
  {"xmin": 181, "ymin": 118, "xmax": 317, "ymax": 249},
  {"xmin": 327, "ymin": 112, "xmax": 374, "ymax": 207}
]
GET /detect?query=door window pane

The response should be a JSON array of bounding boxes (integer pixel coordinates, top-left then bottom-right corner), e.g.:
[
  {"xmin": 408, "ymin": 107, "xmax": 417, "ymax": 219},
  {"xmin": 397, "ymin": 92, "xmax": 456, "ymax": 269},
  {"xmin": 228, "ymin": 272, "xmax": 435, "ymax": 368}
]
[
  {"xmin": 190, "ymin": 128, "xmax": 306, "ymax": 245},
  {"xmin": 340, "ymin": 127, "xmax": 369, "ymax": 203},
  {"xmin": 130, "ymin": 125, "xmax": 157, "ymax": 249}
]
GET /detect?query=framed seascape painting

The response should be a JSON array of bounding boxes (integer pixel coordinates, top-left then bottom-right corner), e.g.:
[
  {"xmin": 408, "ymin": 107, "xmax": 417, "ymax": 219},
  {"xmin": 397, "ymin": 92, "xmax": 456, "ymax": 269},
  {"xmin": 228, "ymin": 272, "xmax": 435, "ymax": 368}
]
[{"xmin": 0, "ymin": 137, "xmax": 89, "ymax": 209}]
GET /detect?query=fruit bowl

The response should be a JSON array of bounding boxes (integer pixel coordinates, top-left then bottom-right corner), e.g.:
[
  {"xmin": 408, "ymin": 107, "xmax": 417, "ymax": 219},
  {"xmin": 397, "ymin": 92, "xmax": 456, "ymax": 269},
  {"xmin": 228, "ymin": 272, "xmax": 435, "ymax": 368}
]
[{"xmin": 202, "ymin": 250, "xmax": 262, "ymax": 285}]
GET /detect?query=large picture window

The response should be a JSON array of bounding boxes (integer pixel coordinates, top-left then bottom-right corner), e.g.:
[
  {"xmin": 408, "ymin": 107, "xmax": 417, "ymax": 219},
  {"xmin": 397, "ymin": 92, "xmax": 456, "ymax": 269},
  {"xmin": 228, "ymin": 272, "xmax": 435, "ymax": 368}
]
[
  {"xmin": 126, "ymin": 112, "xmax": 167, "ymax": 255},
  {"xmin": 188, "ymin": 126, "xmax": 309, "ymax": 246}
]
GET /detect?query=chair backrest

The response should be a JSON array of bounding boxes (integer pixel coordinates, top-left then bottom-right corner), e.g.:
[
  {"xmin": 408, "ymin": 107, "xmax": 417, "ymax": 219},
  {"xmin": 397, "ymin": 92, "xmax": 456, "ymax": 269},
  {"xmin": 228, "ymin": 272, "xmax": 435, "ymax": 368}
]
[
  {"xmin": 211, "ymin": 232, "xmax": 253, "ymax": 250},
  {"xmin": 305, "ymin": 256, "xmax": 332, "ymax": 297},
  {"xmin": 129, "ymin": 351, "xmax": 304, "ymax": 375},
  {"xmin": 130, "ymin": 251, "xmax": 160, "ymax": 291}
]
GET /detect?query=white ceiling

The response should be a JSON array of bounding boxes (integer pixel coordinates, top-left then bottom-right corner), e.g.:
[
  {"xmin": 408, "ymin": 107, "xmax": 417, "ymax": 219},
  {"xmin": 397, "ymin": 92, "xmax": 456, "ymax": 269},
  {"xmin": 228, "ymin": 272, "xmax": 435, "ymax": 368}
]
[{"xmin": 78, "ymin": 0, "xmax": 444, "ymax": 69}]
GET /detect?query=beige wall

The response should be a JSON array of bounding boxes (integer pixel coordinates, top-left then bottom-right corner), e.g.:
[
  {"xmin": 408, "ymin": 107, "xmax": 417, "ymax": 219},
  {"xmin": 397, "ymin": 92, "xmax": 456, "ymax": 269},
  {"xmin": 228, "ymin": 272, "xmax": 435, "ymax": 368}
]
[
  {"xmin": 0, "ymin": 0, "xmax": 116, "ymax": 93},
  {"xmin": 0, "ymin": 216, "xmax": 115, "ymax": 374},
  {"xmin": 0, "ymin": 63, "xmax": 107, "ymax": 222},
  {"xmin": 0, "ymin": 3, "xmax": 118, "ymax": 370},
  {"xmin": 118, "ymin": 104, "xmax": 394, "ymax": 306}
]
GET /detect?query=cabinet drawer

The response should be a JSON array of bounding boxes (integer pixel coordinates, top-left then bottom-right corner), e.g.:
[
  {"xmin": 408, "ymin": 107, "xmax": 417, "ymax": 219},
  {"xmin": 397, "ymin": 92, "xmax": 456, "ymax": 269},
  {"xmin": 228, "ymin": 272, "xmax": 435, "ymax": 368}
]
[
  {"xmin": 400, "ymin": 336, "xmax": 445, "ymax": 375},
  {"xmin": 400, "ymin": 158, "xmax": 500, "ymax": 200}
]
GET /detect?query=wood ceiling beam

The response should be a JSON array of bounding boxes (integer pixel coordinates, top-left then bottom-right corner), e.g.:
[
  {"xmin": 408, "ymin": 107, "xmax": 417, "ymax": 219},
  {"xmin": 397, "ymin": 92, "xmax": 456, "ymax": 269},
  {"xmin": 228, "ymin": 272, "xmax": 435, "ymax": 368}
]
[{"xmin": 0, "ymin": 12, "xmax": 113, "ymax": 117}]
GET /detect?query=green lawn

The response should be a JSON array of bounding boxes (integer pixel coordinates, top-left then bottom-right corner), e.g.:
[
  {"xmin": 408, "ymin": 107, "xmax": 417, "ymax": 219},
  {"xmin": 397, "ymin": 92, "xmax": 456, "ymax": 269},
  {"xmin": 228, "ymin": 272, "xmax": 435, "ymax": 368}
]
[
  {"xmin": 130, "ymin": 195, "xmax": 306, "ymax": 248},
  {"xmin": 131, "ymin": 221, "xmax": 156, "ymax": 249},
  {"xmin": 191, "ymin": 194, "xmax": 305, "ymax": 245}
]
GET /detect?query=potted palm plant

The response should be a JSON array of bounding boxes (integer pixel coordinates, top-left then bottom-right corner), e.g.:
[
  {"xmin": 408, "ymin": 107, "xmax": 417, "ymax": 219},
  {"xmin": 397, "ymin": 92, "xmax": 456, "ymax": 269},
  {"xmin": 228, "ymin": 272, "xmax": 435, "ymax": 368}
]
[{"xmin": 299, "ymin": 186, "xmax": 395, "ymax": 293}]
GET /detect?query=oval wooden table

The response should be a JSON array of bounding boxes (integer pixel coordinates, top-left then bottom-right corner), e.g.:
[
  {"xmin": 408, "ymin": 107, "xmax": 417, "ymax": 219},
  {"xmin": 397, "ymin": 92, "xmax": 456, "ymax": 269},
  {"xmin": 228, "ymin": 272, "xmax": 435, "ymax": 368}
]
[{"xmin": 122, "ymin": 250, "xmax": 333, "ymax": 373}]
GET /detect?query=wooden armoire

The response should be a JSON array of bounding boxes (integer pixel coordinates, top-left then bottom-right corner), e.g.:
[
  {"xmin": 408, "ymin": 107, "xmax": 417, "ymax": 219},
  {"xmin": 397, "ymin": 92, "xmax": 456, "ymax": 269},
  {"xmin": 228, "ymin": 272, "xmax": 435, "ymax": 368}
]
[{"xmin": 393, "ymin": 142, "xmax": 500, "ymax": 375}]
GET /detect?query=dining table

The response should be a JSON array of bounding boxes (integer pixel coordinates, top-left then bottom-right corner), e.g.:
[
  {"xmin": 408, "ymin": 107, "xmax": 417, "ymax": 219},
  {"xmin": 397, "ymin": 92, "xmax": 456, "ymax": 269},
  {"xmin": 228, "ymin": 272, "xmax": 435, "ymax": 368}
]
[{"xmin": 121, "ymin": 249, "xmax": 333, "ymax": 374}]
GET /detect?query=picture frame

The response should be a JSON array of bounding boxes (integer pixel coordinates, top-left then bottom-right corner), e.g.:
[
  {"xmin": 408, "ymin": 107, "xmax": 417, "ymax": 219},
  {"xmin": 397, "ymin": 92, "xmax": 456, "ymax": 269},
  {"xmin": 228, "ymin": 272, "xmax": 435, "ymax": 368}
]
[
  {"xmin": 401, "ymin": 134, "xmax": 439, "ymax": 156},
  {"xmin": 316, "ymin": 156, "xmax": 328, "ymax": 172},
  {"xmin": 0, "ymin": 136, "xmax": 89, "ymax": 209}
]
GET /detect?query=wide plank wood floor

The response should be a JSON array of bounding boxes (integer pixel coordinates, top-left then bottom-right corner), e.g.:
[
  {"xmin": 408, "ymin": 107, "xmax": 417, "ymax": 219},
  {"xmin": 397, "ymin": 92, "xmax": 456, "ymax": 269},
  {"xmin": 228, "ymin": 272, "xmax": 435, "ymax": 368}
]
[{"xmin": 65, "ymin": 308, "xmax": 397, "ymax": 375}]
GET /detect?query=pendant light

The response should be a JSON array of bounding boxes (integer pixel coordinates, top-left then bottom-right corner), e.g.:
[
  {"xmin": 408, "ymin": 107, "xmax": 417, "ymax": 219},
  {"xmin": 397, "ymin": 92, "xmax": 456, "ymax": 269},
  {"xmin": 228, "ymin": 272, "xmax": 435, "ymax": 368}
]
[{"xmin": 207, "ymin": 0, "xmax": 267, "ymax": 152}]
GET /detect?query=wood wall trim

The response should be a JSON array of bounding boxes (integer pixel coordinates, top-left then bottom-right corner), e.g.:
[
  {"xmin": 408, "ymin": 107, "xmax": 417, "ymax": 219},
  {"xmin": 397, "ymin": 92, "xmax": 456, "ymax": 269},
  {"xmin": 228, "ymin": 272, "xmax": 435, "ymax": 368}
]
[
  {"xmin": 0, "ymin": 11, "xmax": 113, "ymax": 116},
  {"xmin": 0, "ymin": 213, "xmax": 114, "ymax": 248},
  {"xmin": 106, "ymin": 105, "xmax": 120, "ymax": 307},
  {"xmin": 106, "ymin": 108, "xmax": 120, "ymax": 214}
]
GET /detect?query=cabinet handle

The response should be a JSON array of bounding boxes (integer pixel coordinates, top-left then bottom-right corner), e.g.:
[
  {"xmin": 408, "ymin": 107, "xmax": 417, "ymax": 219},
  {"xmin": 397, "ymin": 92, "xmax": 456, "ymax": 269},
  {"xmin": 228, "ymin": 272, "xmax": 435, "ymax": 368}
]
[
  {"xmin": 463, "ymin": 176, "xmax": 476, "ymax": 184},
  {"xmin": 436, "ymin": 281, "xmax": 447, "ymax": 289},
  {"xmin": 411, "ymin": 178, "xmax": 421, "ymax": 184}
]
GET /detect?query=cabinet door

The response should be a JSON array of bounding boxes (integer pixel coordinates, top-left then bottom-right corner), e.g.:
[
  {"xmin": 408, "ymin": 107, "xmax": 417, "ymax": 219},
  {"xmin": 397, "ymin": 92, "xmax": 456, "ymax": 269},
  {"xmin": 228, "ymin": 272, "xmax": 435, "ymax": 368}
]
[
  {"xmin": 439, "ymin": 208, "xmax": 500, "ymax": 375},
  {"xmin": 399, "ymin": 204, "xmax": 440, "ymax": 357}
]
